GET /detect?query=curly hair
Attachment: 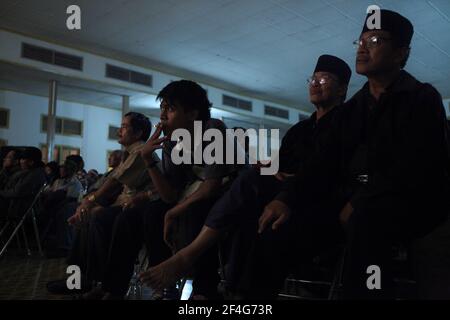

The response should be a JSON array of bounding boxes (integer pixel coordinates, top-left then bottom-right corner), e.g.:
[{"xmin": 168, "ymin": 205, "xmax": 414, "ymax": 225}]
[{"xmin": 157, "ymin": 80, "xmax": 211, "ymax": 121}]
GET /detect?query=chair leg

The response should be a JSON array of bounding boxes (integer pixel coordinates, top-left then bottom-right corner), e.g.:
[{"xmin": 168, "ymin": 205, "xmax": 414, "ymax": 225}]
[
  {"xmin": 328, "ymin": 247, "xmax": 346, "ymax": 300},
  {"xmin": 0, "ymin": 219, "xmax": 26, "ymax": 258},
  {"xmin": 0, "ymin": 220, "xmax": 10, "ymax": 238},
  {"xmin": 31, "ymin": 208, "xmax": 44, "ymax": 257},
  {"xmin": 21, "ymin": 225, "xmax": 31, "ymax": 256}
]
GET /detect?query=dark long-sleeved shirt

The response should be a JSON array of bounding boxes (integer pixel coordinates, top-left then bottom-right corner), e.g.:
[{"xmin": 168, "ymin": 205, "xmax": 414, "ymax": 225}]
[{"xmin": 277, "ymin": 71, "xmax": 450, "ymax": 223}]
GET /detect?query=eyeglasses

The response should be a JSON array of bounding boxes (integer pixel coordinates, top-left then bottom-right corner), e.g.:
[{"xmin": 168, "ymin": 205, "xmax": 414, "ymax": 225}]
[
  {"xmin": 306, "ymin": 75, "xmax": 336, "ymax": 86},
  {"xmin": 353, "ymin": 35, "xmax": 391, "ymax": 49}
]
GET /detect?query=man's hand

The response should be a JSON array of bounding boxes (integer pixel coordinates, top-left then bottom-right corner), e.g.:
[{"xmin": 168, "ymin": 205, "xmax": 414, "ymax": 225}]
[
  {"xmin": 121, "ymin": 192, "xmax": 148, "ymax": 211},
  {"xmin": 141, "ymin": 123, "xmax": 168, "ymax": 165},
  {"xmin": 68, "ymin": 201, "xmax": 94, "ymax": 226},
  {"xmin": 163, "ymin": 205, "xmax": 188, "ymax": 250},
  {"xmin": 339, "ymin": 202, "xmax": 354, "ymax": 226},
  {"xmin": 163, "ymin": 210, "xmax": 177, "ymax": 250},
  {"xmin": 258, "ymin": 200, "xmax": 291, "ymax": 234}
]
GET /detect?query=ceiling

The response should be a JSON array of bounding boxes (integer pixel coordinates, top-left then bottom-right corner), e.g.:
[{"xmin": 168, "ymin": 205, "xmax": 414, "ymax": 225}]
[{"xmin": 1, "ymin": 0, "xmax": 449, "ymax": 112}]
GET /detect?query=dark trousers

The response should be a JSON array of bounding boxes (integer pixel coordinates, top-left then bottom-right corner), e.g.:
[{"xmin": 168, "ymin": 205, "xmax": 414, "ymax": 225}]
[
  {"xmin": 55, "ymin": 201, "xmax": 78, "ymax": 250},
  {"xmin": 206, "ymin": 168, "xmax": 343, "ymax": 299},
  {"xmin": 67, "ymin": 206, "xmax": 122, "ymax": 283},
  {"xmin": 343, "ymin": 193, "xmax": 448, "ymax": 299},
  {"xmin": 102, "ymin": 199, "xmax": 173, "ymax": 296},
  {"xmin": 234, "ymin": 202, "xmax": 342, "ymax": 299},
  {"xmin": 173, "ymin": 196, "xmax": 224, "ymax": 298}
]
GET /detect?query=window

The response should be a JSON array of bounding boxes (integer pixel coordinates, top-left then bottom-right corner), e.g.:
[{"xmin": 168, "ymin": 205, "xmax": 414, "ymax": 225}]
[
  {"xmin": 299, "ymin": 113, "xmax": 309, "ymax": 122},
  {"xmin": 22, "ymin": 43, "xmax": 83, "ymax": 71},
  {"xmin": 40, "ymin": 144, "xmax": 80, "ymax": 164},
  {"xmin": 222, "ymin": 95, "xmax": 252, "ymax": 112},
  {"xmin": 105, "ymin": 64, "xmax": 152, "ymax": 87},
  {"xmin": 108, "ymin": 125, "xmax": 120, "ymax": 140},
  {"xmin": 41, "ymin": 115, "xmax": 83, "ymax": 136},
  {"xmin": 264, "ymin": 105, "xmax": 289, "ymax": 119},
  {"xmin": 0, "ymin": 108, "xmax": 9, "ymax": 128}
]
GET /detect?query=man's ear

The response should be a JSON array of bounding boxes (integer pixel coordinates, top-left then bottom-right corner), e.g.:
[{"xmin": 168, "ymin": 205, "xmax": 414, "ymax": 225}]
[
  {"xmin": 338, "ymin": 84, "xmax": 348, "ymax": 100},
  {"xmin": 394, "ymin": 46, "xmax": 409, "ymax": 66},
  {"xmin": 133, "ymin": 129, "xmax": 144, "ymax": 141}
]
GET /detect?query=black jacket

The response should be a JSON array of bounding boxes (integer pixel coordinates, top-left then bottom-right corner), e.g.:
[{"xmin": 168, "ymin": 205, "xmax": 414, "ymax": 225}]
[
  {"xmin": 278, "ymin": 71, "xmax": 450, "ymax": 227},
  {"xmin": 279, "ymin": 106, "xmax": 340, "ymax": 175}
]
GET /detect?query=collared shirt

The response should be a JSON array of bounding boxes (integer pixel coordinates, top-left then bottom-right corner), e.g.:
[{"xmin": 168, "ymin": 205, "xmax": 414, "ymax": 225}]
[
  {"xmin": 279, "ymin": 106, "xmax": 340, "ymax": 174},
  {"xmin": 109, "ymin": 140, "xmax": 159, "ymax": 205},
  {"xmin": 50, "ymin": 175, "xmax": 83, "ymax": 199},
  {"xmin": 160, "ymin": 118, "xmax": 241, "ymax": 201}
]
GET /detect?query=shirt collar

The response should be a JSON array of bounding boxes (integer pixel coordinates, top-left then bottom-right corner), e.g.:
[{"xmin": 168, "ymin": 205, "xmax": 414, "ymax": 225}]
[
  {"xmin": 125, "ymin": 140, "xmax": 144, "ymax": 154},
  {"xmin": 360, "ymin": 70, "xmax": 417, "ymax": 98}
]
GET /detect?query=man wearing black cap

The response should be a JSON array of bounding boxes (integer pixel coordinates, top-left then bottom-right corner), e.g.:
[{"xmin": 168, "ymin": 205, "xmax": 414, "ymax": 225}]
[
  {"xmin": 139, "ymin": 55, "xmax": 352, "ymax": 299},
  {"xmin": 260, "ymin": 9, "xmax": 450, "ymax": 299}
]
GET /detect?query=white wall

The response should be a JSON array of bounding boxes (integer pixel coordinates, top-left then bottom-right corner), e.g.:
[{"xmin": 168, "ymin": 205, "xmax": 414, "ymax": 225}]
[
  {"xmin": 443, "ymin": 99, "xmax": 450, "ymax": 118},
  {"xmin": 0, "ymin": 90, "xmax": 122, "ymax": 173}
]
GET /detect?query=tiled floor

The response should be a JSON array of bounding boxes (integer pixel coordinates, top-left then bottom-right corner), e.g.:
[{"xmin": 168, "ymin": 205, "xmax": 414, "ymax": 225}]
[{"xmin": 0, "ymin": 252, "xmax": 71, "ymax": 300}]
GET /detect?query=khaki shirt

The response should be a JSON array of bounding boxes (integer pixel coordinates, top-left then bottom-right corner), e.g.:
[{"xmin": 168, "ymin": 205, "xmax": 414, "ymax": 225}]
[{"xmin": 109, "ymin": 141, "xmax": 159, "ymax": 205}]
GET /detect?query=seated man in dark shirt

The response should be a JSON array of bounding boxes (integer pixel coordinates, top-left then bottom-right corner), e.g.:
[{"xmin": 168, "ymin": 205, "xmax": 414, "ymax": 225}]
[
  {"xmin": 140, "ymin": 55, "xmax": 352, "ymax": 299},
  {"xmin": 0, "ymin": 149, "xmax": 21, "ymax": 214},
  {"xmin": 97, "ymin": 80, "xmax": 240, "ymax": 300},
  {"xmin": 260, "ymin": 10, "xmax": 450, "ymax": 299},
  {"xmin": 0, "ymin": 147, "xmax": 46, "ymax": 220},
  {"xmin": 0, "ymin": 149, "xmax": 20, "ymax": 189}
]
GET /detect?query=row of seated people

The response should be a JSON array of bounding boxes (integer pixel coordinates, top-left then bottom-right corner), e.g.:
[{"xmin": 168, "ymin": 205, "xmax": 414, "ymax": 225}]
[
  {"xmin": 0, "ymin": 146, "xmax": 123, "ymax": 257},
  {"xmin": 40, "ymin": 9, "xmax": 450, "ymax": 300},
  {"xmin": 39, "ymin": 152, "xmax": 124, "ymax": 256},
  {"xmin": 9, "ymin": 10, "xmax": 450, "ymax": 299}
]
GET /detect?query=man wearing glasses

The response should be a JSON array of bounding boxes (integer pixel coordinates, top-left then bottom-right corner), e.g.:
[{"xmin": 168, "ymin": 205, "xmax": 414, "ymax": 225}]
[
  {"xmin": 139, "ymin": 55, "xmax": 352, "ymax": 299},
  {"xmin": 261, "ymin": 9, "xmax": 450, "ymax": 299}
]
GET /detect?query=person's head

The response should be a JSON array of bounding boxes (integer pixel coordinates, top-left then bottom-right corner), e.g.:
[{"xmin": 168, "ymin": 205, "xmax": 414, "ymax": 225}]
[
  {"xmin": 87, "ymin": 169, "xmax": 98, "ymax": 178},
  {"xmin": 59, "ymin": 165, "xmax": 66, "ymax": 178},
  {"xmin": 355, "ymin": 9, "xmax": 413, "ymax": 76},
  {"xmin": 44, "ymin": 161, "xmax": 59, "ymax": 177},
  {"xmin": 61, "ymin": 159, "xmax": 78, "ymax": 178},
  {"xmin": 118, "ymin": 112, "xmax": 151, "ymax": 146},
  {"xmin": 66, "ymin": 155, "xmax": 84, "ymax": 171},
  {"xmin": 3, "ymin": 150, "xmax": 19, "ymax": 170},
  {"xmin": 157, "ymin": 80, "xmax": 212, "ymax": 137},
  {"xmin": 108, "ymin": 150, "xmax": 123, "ymax": 169},
  {"xmin": 308, "ymin": 55, "xmax": 351, "ymax": 107},
  {"xmin": 19, "ymin": 147, "xmax": 42, "ymax": 170}
]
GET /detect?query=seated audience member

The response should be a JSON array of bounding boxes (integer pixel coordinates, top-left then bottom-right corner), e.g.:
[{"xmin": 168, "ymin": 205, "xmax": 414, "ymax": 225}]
[
  {"xmin": 259, "ymin": 10, "xmax": 450, "ymax": 299},
  {"xmin": 91, "ymin": 80, "xmax": 240, "ymax": 300},
  {"xmin": 46, "ymin": 112, "xmax": 156, "ymax": 294},
  {"xmin": 0, "ymin": 149, "xmax": 21, "ymax": 189},
  {"xmin": 41, "ymin": 160, "xmax": 83, "ymax": 256},
  {"xmin": 0, "ymin": 147, "xmax": 46, "ymax": 220},
  {"xmin": 86, "ymin": 169, "xmax": 99, "ymax": 190},
  {"xmin": 87, "ymin": 150, "xmax": 123, "ymax": 193},
  {"xmin": 139, "ymin": 57, "xmax": 351, "ymax": 299},
  {"xmin": 0, "ymin": 149, "xmax": 22, "ymax": 216},
  {"xmin": 42, "ymin": 160, "xmax": 83, "ymax": 207},
  {"xmin": 43, "ymin": 161, "xmax": 60, "ymax": 187}
]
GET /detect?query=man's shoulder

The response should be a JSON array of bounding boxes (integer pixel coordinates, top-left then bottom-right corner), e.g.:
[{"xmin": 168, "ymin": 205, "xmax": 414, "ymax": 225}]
[{"xmin": 204, "ymin": 118, "xmax": 227, "ymax": 131}]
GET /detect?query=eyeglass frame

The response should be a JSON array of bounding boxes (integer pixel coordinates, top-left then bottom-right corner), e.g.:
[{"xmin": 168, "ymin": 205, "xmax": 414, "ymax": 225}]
[
  {"xmin": 353, "ymin": 35, "xmax": 392, "ymax": 50},
  {"xmin": 306, "ymin": 74, "xmax": 339, "ymax": 87}
]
